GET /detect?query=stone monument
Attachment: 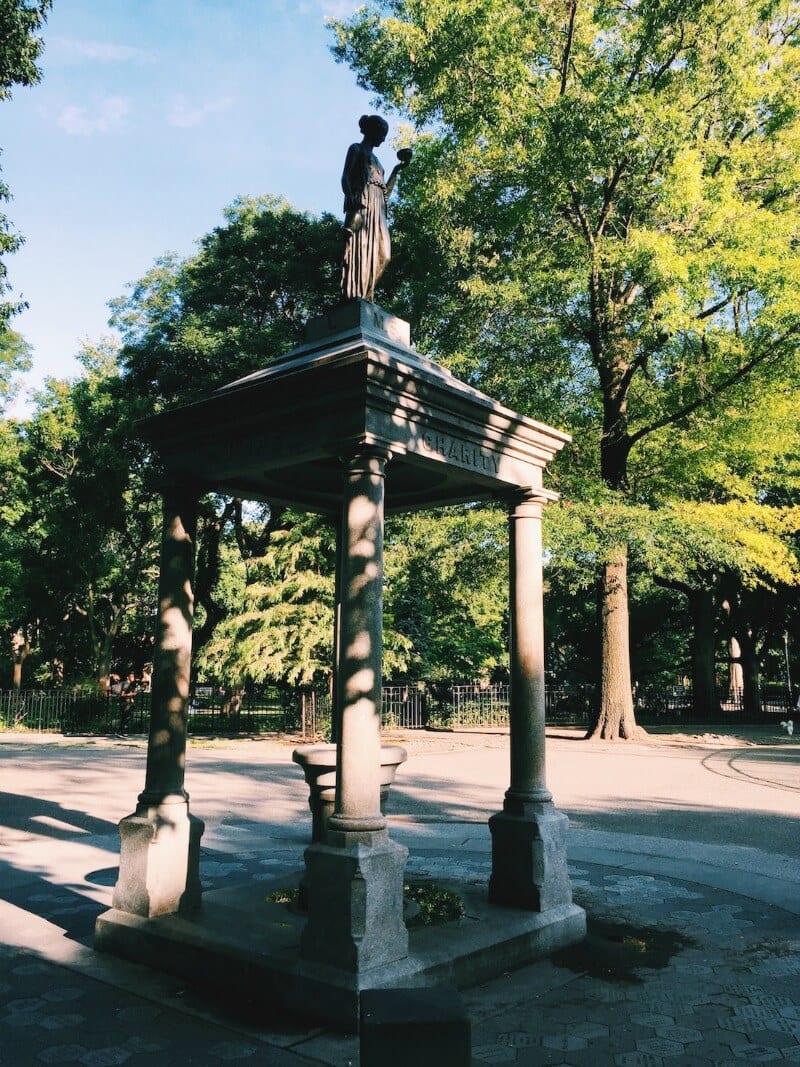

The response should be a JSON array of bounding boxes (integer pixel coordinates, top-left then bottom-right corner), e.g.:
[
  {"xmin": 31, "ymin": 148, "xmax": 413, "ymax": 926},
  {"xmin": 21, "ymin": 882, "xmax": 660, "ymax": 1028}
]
[{"xmin": 94, "ymin": 118, "xmax": 585, "ymax": 1029}]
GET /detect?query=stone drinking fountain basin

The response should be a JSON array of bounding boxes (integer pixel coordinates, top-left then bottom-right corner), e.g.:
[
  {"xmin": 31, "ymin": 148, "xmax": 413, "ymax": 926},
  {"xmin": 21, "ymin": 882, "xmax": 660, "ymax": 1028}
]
[{"xmin": 292, "ymin": 743, "xmax": 408, "ymax": 842}]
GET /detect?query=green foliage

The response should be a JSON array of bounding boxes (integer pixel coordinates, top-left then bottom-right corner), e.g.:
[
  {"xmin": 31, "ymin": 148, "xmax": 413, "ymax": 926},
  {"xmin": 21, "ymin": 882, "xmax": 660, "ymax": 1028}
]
[
  {"xmin": 0, "ymin": 1, "xmax": 52, "ymax": 326},
  {"xmin": 333, "ymin": 1, "xmax": 800, "ymax": 727},
  {"xmin": 13, "ymin": 341, "xmax": 160, "ymax": 684},
  {"xmin": 403, "ymin": 881, "xmax": 465, "ymax": 926},
  {"xmin": 196, "ymin": 511, "xmax": 412, "ymax": 687},
  {"xmin": 0, "ymin": 0, "xmax": 51, "ymax": 97},
  {"xmin": 385, "ymin": 505, "xmax": 507, "ymax": 680},
  {"xmin": 333, "ymin": 0, "xmax": 800, "ymax": 489},
  {"xmin": 196, "ymin": 512, "xmax": 336, "ymax": 686},
  {"xmin": 111, "ymin": 197, "xmax": 343, "ymax": 407}
]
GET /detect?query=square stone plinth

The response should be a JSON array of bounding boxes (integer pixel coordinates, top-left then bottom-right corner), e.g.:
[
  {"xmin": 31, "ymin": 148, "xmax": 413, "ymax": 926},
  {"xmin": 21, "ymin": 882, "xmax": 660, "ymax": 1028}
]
[
  {"xmin": 488, "ymin": 809, "xmax": 573, "ymax": 911},
  {"xmin": 301, "ymin": 837, "xmax": 409, "ymax": 972},
  {"xmin": 112, "ymin": 802, "xmax": 204, "ymax": 918},
  {"xmin": 94, "ymin": 874, "xmax": 586, "ymax": 1030}
]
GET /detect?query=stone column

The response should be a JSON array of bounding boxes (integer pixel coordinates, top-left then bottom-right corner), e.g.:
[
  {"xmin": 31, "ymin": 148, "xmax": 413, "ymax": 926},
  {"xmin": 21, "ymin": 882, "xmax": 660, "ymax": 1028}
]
[
  {"xmin": 301, "ymin": 447, "xmax": 409, "ymax": 972},
  {"xmin": 109, "ymin": 481, "xmax": 204, "ymax": 919},
  {"xmin": 329, "ymin": 511, "xmax": 344, "ymax": 745},
  {"xmin": 489, "ymin": 490, "xmax": 572, "ymax": 911}
]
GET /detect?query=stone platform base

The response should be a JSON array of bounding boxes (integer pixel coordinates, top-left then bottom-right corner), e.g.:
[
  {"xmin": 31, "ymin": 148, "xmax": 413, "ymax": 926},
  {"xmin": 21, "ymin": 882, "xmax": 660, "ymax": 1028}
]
[{"xmin": 95, "ymin": 874, "xmax": 586, "ymax": 1030}]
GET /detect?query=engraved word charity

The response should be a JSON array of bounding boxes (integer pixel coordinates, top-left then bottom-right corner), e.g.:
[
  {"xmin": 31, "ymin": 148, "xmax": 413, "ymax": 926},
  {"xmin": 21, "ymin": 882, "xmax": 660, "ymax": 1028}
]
[{"xmin": 419, "ymin": 431, "xmax": 500, "ymax": 474}]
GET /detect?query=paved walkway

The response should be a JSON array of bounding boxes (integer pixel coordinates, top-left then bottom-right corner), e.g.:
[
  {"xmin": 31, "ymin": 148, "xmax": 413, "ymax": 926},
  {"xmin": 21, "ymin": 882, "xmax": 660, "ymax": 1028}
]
[{"xmin": 1, "ymin": 728, "xmax": 799, "ymax": 1065}]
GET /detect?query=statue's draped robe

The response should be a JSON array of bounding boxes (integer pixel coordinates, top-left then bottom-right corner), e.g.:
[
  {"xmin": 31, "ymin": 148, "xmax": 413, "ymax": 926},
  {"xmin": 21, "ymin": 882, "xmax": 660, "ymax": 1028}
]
[{"xmin": 341, "ymin": 143, "xmax": 390, "ymax": 301}]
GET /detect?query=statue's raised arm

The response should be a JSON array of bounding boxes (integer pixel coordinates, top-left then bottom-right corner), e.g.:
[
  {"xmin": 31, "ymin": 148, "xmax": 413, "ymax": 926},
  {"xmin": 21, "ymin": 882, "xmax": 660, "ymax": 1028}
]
[{"xmin": 340, "ymin": 114, "xmax": 411, "ymax": 303}]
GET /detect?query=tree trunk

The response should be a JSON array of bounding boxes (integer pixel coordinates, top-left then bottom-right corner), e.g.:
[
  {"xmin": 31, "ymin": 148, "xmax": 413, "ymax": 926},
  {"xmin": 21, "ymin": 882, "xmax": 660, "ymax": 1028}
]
[
  {"xmin": 10, "ymin": 629, "xmax": 30, "ymax": 691},
  {"xmin": 728, "ymin": 636, "xmax": 743, "ymax": 703},
  {"xmin": 738, "ymin": 629, "xmax": 761, "ymax": 717},
  {"xmin": 588, "ymin": 549, "xmax": 643, "ymax": 740},
  {"xmin": 688, "ymin": 589, "xmax": 720, "ymax": 721},
  {"xmin": 96, "ymin": 605, "xmax": 124, "ymax": 694}
]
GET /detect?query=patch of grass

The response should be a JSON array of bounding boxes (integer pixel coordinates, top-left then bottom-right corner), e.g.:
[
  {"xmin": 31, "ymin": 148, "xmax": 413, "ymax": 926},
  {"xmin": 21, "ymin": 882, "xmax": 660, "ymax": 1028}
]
[
  {"xmin": 263, "ymin": 880, "xmax": 465, "ymax": 929},
  {"xmin": 404, "ymin": 882, "xmax": 465, "ymax": 927},
  {"xmin": 265, "ymin": 887, "xmax": 300, "ymax": 906}
]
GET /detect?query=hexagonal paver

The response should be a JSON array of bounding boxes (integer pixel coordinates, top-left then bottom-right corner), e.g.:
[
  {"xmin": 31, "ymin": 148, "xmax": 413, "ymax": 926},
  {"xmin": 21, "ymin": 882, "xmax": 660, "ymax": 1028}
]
[
  {"xmin": 3, "ymin": 1010, "xmax": 42, "ymax": 1027},
  {"xmin": 675, "ymin": 962, "xmax": 714, "ymax": 976},
  {"xmin": 114, "ymin": 1004, "xmax": 162, "ymax": 1024},
  {"xmin": 636, "ymin": 1037, "xmax": 686, "ymax": 1057},
  {"xmin": 42, "ymin": 988, "xmax": 84, "ymax": 1004},
  {"xmin": 780, "ymin": 1007, "xmax": 800, "ymax": 1020},
  {"xmin": 630, "ymin": 1013, "xmax": 676, "ymax": 1028},
  {"xmin": 655, "ymin": 1025, "xmax": 703, "ymax": 1043},
  {"xmin": 542, "ymin": 1034, "xmax": 588, "ymax": 1052},
  {"xmin": 123, "ymin": 1037, "xmax": 167, "ymax": 1054},
  {"xmin": 720, "ymin": 1016, "xmax": 752, "ymax": 1033},
  {"xmin": 711, "ymin": 993, "xmax": 753, "ymax": 1008},
  {"xmin": 732, "ymin": 1006, "xmax": 790, "ymax": 1024},
  {"xmin": 762, "ymin": 1017, "xmax": 800, "ymax": 1036},
  {"xmin": 37, "ymin": 1046, "xmax": 87, "ymax": 1065},
  {"xmin": 780, "ymin": 1046, "xmax": 800, "ymax": 1061},
  {"xmin": 749, "ymin": 994, "xmax": 795, "ymax": 1009},
  {"xmin": 728, "ymin": 1044, "xmax": 784, "ymax": 1062},
  {"xmin": 38, "ymin": 1014, "xmax": 86, "ymax": 1031},
  {"xmin": 208, "ymin": 1043, "xmax": 258, "ymax": 1061},
  {"xmin": 614, "ymin": 1053, "xmax": 666, "ymax": 1067},
  {"xmin": 472, "ymin": 1047, "xmax": 516, "ymax": 1064},
  {"xmin": 6, "ymin": 997, "xmax": 47, "ymax": 1013},
  {"xmin": 752, "ymin": 958, "xmax": 800, "ymax": 978},
  {"xmin": 495, "ymin": 1032, "xmax": 534, "ymax": 1048},
  {"xmin": 79, "ymin": 1049, "xmax": 131, "ymax": 1067},
  {"xmin": 572, "ymin": 1021, "xmax": 610, "ymax": 1039}
]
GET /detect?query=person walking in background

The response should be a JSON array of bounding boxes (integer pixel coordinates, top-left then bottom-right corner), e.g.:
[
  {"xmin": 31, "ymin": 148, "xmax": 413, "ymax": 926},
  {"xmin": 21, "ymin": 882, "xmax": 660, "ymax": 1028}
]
[{"xmin": 118, "ymin": 672, "xmax": 137, "ymax": 736}]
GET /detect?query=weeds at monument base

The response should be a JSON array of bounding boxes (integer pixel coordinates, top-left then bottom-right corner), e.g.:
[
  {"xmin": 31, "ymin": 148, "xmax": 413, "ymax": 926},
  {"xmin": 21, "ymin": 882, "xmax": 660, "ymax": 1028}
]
[{"xmin": 264, "ymin": 881, "xmax": 465, "ymax": 927}]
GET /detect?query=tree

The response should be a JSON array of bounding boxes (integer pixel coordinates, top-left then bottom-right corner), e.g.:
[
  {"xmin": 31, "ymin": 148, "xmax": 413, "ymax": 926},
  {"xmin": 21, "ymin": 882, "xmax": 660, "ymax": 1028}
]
[
  {"xmin": 546, "ymin": 494, "xmax": 800, "ymax": 722},
  {"xmin": 0, "ymin": 0, "xmax": 52, "ymax": 326},
  {"xmin": 332, "ymin": 0, "xmax": 800, "ymax": 737},
  {"xmin": 195, "ymin": 510, "xmax": 412, "ymax": 687},
  {"xmin": 111, "ymin": 196, "xmax": 343, "ymax": 407},
  {"xmin": 17, "ymin": 342, "xmax": 160, "ymax": 689},
  {"xmin": 108, "ymin": 197, "xmax": 348, "ymax": 685},
  {"xmin": 385, "ymin": 506, "xmax": 507, "ymax": 681}
]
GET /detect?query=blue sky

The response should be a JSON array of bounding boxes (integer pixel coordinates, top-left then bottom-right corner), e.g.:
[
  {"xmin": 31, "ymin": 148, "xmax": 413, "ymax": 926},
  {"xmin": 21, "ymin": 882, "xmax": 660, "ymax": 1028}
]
[{"xmin": 3, "ymin": 0, "xmax": 398, "ymax": 410}]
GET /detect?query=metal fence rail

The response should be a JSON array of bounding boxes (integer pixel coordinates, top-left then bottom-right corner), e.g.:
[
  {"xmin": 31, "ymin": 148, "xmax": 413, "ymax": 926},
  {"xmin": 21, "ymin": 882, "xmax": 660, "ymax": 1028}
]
[{"xmin": 0, "ymin": 680, "xmax": 793, "ymax": 737}]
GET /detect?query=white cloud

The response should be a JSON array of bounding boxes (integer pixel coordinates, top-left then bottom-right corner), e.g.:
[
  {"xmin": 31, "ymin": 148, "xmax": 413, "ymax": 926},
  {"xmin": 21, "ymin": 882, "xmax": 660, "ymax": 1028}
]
[
  {"xmin": 166, "ymin": 96, "xmax": 234, "ymax": 129},
  {"xmin": 56, "ymin": 97, "xmax": 130, "ymax": 137},
  {"xmin": 48, "ymin": 36, "xmax": 151, "ymax": 63}
]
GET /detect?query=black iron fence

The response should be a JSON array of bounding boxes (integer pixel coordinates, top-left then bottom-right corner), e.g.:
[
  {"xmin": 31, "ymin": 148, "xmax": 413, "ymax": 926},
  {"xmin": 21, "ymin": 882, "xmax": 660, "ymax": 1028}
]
[{"xmin": 0, "ymin": 680, "xmax": 793, "ymax": 737}]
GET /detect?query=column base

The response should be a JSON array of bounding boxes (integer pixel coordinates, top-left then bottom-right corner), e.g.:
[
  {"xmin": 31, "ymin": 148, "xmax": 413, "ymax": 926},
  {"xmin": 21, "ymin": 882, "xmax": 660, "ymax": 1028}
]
[
  {"xmin": 488, "ymin": 806, "xmax": 572, "ymax": 912},
  {"xmin": 300, "ymin": 834, "xmax": 409, "ymax": 972},
  {"xmin": 111, "ymin": 796, "xmax": 204, "ymax": 918}
]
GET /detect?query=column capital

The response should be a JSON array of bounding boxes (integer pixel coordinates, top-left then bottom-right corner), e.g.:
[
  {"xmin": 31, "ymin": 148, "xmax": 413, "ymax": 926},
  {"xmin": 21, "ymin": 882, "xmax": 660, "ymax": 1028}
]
[
  {"xmin": 507, "ymin": 487, "xmax": 559, "ymax": 514},
  {"xmin": 341, "ymin": 443, "xmax": 392, "ymax": 477}
]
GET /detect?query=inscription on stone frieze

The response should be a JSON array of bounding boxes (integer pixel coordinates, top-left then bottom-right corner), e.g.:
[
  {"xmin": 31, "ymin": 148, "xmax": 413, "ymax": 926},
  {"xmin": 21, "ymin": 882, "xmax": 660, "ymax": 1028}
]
[{"xmin": 416, "ymin": 430, "xmax": 500, "ymax": 474}]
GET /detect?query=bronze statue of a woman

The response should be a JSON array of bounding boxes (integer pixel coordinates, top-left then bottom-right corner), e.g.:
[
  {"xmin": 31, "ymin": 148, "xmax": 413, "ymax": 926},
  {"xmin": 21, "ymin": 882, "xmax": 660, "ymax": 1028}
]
[{"xmin": 340, "ymin": 114, "xmax": 411, "ymax": 302}]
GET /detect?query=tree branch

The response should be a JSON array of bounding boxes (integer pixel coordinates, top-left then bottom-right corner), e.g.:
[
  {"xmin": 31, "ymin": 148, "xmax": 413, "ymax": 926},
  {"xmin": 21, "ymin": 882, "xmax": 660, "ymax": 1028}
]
[
  {"xmin": 560, "ymin": 1, "xmax": 578, "ymax": 96},
  {"xmin": 628, "ymin": 326, "xmax": 799, "ymax": 447},
  {"xmin": 695, "ymin": 294, "xmax": 734, "ymax": 321},
  {"xmin": 596, "ymin": 157, "xmax": 628, "ymax": 240}
]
